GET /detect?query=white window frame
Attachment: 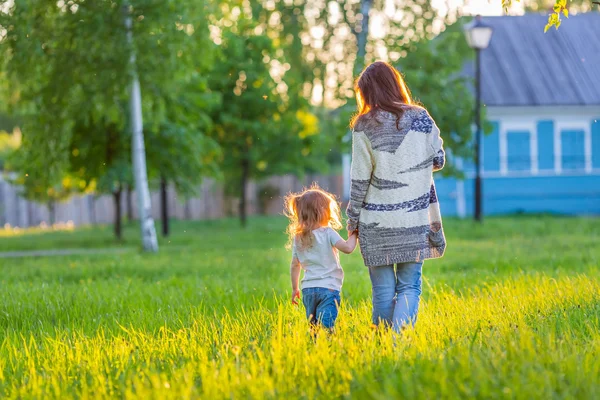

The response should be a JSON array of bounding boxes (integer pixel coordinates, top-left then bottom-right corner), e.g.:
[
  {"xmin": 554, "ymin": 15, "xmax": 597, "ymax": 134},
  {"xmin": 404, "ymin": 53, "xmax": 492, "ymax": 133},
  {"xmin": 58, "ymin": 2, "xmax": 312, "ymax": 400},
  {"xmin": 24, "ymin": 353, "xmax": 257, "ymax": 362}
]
[
  {"xmin": 555, "ymin": 121, "xmax": 592, "ymax": 174},
  {"xmin": 499, "ymin": 121, "xmax": 537, "ymax": 176}
]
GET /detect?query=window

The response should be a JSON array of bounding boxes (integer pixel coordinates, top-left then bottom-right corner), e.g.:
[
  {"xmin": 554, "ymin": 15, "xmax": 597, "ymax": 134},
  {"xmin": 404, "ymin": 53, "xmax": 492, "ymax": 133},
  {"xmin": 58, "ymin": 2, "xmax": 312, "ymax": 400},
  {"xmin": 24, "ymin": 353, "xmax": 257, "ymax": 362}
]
[
  {"xmin": 591, "ymin": 120, "xmax": 600, "ymax": 170},
  {"xmin": 506, "ymin": 131, "xmax": 531, "ymax": 172},
  {"xmin": 537, "ymin": 120, "xmax": 554, "ymax": 171},
  {"xmin": 561, "ymin": 130, "xmax": 585, "ymax": 170},
  {"xmin": 483, "ymin": 121, "xmax": 500, "ymax": 172}
]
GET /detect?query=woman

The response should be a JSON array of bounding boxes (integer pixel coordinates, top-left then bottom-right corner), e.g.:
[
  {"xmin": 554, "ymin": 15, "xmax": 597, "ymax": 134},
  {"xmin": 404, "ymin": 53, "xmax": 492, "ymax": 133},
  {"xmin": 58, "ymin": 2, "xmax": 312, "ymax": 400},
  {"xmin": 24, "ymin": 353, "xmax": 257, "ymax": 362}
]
[{"xmin": 347, "ymin": 61, "xmax": 446, "ymax": 332}]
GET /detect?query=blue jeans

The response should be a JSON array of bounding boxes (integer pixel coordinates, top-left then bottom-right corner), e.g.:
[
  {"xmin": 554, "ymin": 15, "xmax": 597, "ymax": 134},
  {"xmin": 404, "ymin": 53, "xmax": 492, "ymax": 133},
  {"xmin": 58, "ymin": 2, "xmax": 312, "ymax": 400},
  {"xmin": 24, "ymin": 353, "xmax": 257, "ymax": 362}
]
[
  {"xmin": 302, "ymin": 287, "xmax": 341, "ymax": 329},
  {"xmin": 368, "ymin": 262, "xmax": 423, "ymax": 332}
]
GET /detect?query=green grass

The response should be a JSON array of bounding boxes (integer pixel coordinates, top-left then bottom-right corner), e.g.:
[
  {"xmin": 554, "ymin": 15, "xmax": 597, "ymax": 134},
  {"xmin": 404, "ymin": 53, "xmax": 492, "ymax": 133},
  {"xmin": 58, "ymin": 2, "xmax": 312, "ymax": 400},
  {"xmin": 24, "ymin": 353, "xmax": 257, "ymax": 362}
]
[{"xmin": 1, "ymin": 216, "xmax": 599, "ymax": 398}]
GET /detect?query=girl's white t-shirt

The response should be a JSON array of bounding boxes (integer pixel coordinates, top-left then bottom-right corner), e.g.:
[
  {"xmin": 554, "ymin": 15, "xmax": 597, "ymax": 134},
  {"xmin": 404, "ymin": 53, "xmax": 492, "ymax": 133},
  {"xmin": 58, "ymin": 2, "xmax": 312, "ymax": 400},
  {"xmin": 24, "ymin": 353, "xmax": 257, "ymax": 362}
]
[{"xmin": 292, "ymin": 227, "xmax": 344, "ymax": 291}]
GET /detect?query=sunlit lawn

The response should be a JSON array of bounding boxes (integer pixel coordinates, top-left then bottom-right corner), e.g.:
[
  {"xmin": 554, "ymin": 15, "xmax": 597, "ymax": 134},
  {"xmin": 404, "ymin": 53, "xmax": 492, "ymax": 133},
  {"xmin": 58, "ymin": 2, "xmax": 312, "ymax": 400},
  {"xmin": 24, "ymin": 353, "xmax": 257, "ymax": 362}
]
[{"xmin": 1, "ymin": 216, "xmax": 599, "ymax": 398}]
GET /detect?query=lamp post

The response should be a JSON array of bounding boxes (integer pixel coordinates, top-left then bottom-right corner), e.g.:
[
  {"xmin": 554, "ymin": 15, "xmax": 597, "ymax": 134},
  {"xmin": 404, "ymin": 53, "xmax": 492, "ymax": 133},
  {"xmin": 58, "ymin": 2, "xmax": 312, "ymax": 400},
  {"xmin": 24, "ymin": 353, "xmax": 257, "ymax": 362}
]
[{"xmin": 464, "ymin": 15, "xmax": 493, "ymax": 222}]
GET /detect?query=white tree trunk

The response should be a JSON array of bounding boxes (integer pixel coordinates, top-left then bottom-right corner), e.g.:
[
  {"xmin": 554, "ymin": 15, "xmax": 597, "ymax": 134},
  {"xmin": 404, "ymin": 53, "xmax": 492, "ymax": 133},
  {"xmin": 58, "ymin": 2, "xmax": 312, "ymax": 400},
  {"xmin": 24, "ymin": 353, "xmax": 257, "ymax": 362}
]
[{"xmin": 125, "ymin": 8, "xmax": 159, "ymax": 252}]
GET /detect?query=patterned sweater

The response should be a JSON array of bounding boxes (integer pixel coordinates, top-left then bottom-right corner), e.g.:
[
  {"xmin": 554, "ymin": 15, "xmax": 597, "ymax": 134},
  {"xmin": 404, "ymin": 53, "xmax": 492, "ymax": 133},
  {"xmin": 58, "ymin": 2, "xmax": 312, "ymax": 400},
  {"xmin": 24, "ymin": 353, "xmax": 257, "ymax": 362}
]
[{"xmin": 346, "ymin": 106, "xmax": 446, "ymax": 267}]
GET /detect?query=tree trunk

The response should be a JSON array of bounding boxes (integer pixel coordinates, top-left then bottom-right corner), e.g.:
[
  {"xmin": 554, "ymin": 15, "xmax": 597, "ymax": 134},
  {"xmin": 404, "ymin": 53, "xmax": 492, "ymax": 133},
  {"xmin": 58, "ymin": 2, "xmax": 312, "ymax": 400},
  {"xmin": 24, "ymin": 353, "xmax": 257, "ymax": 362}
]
[
  {"xmin": 184, "ymin": 200, "xmax": 191, "ymax": 220},
  {"xmin": 354, "ymin": 0, "xmax": 372, "ymax": 76},
  {"xmin": 48, "ymin": 201, "xmax": 56, "ymax": 226},
  {"xmin": 124, "ymin": 6, "xmax": 158, "ymax": 252},
  {"xmin": 27, "ymin": 201, "xmax": 34, "ymax": 228},
  {"xmin": 160, "ymin": 176, "xmax": 169, "ymax": 237},
  {"xmin": 126, "ymin": 185, "xmax": 134, "ymax": 223},
  {"xmin": 113, "ymin": 186, "xmax": 123, "ymax": 240},
  {"xmin": 89, "ymin": 196, "xmax": 97, "ymax": 225},
  {"xmin": 240, "ymin": 158, "xmax": 249, "ymax": 227}
]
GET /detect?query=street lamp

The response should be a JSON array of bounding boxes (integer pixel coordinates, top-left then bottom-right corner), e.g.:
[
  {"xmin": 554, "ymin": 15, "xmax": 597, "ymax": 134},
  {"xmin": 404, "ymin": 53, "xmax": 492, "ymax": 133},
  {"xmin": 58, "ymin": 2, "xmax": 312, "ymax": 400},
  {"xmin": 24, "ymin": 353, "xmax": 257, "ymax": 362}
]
[{"xmin": 464, "ymin": 15, "xmax": 493, "ymax": 222}]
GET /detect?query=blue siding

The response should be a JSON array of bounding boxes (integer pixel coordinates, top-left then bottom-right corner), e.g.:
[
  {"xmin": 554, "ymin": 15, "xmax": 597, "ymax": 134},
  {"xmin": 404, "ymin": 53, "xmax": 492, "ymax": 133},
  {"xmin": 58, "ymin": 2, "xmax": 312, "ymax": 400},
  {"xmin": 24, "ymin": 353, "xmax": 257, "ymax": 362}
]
[
  {"xmin": 431, "ymin": 116, "xmax": 600, "ymax": 218},
  {"xmin": 434, "ymin": 177, "xmax": 457, "ymax": 216},
  {"xmin": 592, "ymin": 118, "xmax": 600, "ymax": 169},
  {"xmin": 483, "ymin": 121, "xmax": 500, "ymax": 172},
  {"xmin": 483, "ymin": 176, "xmax": 600, "ymax": 215},
  {"xmin": 537, "ymin": 120, "xmax": 554, "ymax": 170},
  {"xmin": 561, "ymin": 129, "xmax": 585, "ymax": 170},
  {"xmin": 436, "ymin": 175, "xmax": 600, "ymax": 216},
  {"xmin": 506, "ymin": 131, "xmax": 531, "ymax": 171}
]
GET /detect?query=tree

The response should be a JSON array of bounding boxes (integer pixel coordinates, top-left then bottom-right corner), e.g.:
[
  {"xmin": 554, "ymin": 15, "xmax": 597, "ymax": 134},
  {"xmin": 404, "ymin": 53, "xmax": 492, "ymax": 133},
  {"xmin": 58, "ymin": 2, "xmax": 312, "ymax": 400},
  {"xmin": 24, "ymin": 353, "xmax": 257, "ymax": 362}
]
[
  {"xmin": 124, "ymin": 4, "xmax": 158, "ymax": 251},
  {"xmin": 207, "ymin": 30, "xmax": 283, "ymax": 226},
  {"xmin": 144, "ymin": 67, "xmax": 221, "ymax": 236},
  {"xmin": 145, "ymin": 115, "xmax": 221, "ymax": 237},
  {"xmin": 218, "ymin": 1, "xmax": 346, "ymax": 157},
  {"xmin": 201, "ymin": 1, "xmax": 334, "ymax": 227},
  {"xmin": 0, "ymin": 0, "xmax": 216, "ymax": 245},
  {"xmin": 205, "ymin": 17, "xmax": 322, "ymax": 226}
]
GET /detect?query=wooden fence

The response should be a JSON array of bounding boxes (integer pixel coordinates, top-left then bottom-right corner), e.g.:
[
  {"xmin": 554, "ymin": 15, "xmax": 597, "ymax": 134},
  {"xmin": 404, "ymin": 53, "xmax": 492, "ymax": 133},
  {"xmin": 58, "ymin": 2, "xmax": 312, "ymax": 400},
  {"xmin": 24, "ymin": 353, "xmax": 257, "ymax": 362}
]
[{"xmin": 0, "ymin": 173, "xmax": 344, "ymax": 228}]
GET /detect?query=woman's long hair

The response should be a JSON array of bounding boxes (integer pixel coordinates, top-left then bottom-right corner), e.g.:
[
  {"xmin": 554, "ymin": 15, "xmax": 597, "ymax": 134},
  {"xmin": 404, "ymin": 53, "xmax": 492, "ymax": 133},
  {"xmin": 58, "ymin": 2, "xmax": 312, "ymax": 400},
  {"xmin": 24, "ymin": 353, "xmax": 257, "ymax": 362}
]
[
  {"xmin": 350, "ymin": 61, "xmax": 413, "ymax": 129},
  {"xmin": 284, "ymin": 185, "xmax": 343, "ymax": 251}
]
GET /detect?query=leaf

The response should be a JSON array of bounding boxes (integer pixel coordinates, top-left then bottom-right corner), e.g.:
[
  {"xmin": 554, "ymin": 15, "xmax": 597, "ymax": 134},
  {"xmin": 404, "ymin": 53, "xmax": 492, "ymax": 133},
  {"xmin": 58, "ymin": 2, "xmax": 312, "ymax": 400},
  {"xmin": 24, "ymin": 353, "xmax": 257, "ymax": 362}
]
[
  {"xmin": 563, "ymin": 9, "xmax": 569, "ymax": 18},
  {"xmin": 544, "ymin": 23, "xmax": 551, "ymax": 33}
]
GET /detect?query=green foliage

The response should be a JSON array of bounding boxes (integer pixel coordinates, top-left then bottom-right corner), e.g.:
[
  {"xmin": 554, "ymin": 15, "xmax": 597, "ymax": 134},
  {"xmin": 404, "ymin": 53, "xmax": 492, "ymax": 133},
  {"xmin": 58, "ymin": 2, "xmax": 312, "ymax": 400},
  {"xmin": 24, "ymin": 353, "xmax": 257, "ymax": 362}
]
[
  {"xmin": 207, "ymin": 28, "xmax": 284, "ymax": 188},
  {"xmin": 68, "ymin": 116, "xmax": 131, "ymax": 195},
  {"xmin": 0, "ymin": 0, "xmax": 219, "ymax": 203},
  {"xmin": 205, "ymin": 16, "xmax": 325, "ymax": 199},
  {"xmin": 0, "ymin": 112, "xmax": 19, "ymax": 134},
  {"xmin": 0, "ymin": 216, "xmax": 599, "ymax": 397},
  {"xmin": 7, "ymin": 126, "xmax": 85, "ymax": 206},
  {"xmin": 0, "ymin": 129, "xmax": 20, "ymax": 170},
  {"xmin": 144, "ymin": 75, "xmax": 222, "ymax": 197}
]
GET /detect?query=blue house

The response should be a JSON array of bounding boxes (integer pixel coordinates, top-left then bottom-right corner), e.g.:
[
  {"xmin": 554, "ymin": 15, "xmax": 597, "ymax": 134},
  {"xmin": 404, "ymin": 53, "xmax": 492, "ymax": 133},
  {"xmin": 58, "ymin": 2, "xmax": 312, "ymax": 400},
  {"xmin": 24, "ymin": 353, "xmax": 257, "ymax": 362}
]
[{"xmin": 434, "ymin": 13, "xmax": 600, "ymax": 217}]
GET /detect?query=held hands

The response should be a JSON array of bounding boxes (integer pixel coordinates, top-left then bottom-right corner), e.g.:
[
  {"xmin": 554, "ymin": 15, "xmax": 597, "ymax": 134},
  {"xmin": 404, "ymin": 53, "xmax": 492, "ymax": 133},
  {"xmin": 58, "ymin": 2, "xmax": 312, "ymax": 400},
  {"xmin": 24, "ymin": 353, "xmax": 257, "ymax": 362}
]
[
  {"xmin": 291, "ymin": 289, "xmax": 301, "ymax": 306},
  {"xmin": 334, "ymin": 230, "xmax": 359, "ymax": 254}
]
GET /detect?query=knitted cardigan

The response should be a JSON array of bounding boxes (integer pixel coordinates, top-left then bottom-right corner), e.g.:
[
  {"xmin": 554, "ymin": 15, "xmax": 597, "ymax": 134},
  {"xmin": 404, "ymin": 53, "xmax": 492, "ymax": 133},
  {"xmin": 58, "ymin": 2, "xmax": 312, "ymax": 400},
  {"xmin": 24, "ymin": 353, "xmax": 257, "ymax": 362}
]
[{"xmin": 346, "ymin": 105, "xmax": 446, "ymax": 267}]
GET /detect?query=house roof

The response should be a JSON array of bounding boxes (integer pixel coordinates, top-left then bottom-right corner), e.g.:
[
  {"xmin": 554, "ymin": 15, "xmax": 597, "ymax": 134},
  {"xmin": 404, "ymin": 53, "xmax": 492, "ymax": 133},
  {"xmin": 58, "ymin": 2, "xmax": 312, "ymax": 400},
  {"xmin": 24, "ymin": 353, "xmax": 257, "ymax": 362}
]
[{"xmin": 467, "ymin": 13, "xmax": 600, "ymax": 107}]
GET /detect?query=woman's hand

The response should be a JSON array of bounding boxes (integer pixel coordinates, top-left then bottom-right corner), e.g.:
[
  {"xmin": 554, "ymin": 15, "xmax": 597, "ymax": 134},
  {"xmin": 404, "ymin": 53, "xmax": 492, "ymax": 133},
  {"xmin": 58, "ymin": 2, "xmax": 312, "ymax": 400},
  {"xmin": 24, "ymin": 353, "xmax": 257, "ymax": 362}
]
[{"xmin": 291, "ymin": 289, "xmax": 301, "ymax": 305}]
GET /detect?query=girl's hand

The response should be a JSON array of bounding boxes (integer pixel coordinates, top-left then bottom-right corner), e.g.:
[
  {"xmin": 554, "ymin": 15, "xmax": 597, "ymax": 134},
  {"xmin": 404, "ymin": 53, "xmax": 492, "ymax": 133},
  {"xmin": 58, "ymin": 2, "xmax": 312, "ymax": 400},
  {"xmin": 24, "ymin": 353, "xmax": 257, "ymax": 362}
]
[
  {"xmin": 335, "ymin": 231, "xmax": 358, "ymax": 254},
  {"xmin": 291, "ymin": 289, "xmax": 301, "ymax": 305}
]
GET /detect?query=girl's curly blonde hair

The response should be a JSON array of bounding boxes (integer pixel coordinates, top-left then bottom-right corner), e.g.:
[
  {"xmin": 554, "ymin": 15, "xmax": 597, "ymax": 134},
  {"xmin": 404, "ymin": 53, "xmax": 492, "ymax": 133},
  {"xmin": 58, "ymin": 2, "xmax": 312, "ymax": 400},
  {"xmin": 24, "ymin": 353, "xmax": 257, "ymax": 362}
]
[{"xmin": 284, "ymin": 185, "xmax": 343, "ymax": 251}]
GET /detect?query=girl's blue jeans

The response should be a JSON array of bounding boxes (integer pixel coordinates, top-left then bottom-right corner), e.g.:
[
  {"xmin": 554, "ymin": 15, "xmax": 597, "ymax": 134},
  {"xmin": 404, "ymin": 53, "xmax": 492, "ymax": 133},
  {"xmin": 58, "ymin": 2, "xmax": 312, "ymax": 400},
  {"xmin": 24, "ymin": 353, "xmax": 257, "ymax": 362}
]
[
  {"xmin": 302, "ymin": 287, "xmax": 340, "ymax": 329},
  {"xmin": 368, "ymin": 262, "xmax": 423, "ymax": 332}
]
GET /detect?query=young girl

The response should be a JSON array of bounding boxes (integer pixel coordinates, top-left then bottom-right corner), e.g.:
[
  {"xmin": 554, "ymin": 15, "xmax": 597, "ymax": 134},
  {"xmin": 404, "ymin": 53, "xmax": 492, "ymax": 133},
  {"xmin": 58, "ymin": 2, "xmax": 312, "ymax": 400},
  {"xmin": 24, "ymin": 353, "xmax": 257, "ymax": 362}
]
[{"xmin": 285, "ymin": 186, "xmax": 357, "ymax": 330}]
